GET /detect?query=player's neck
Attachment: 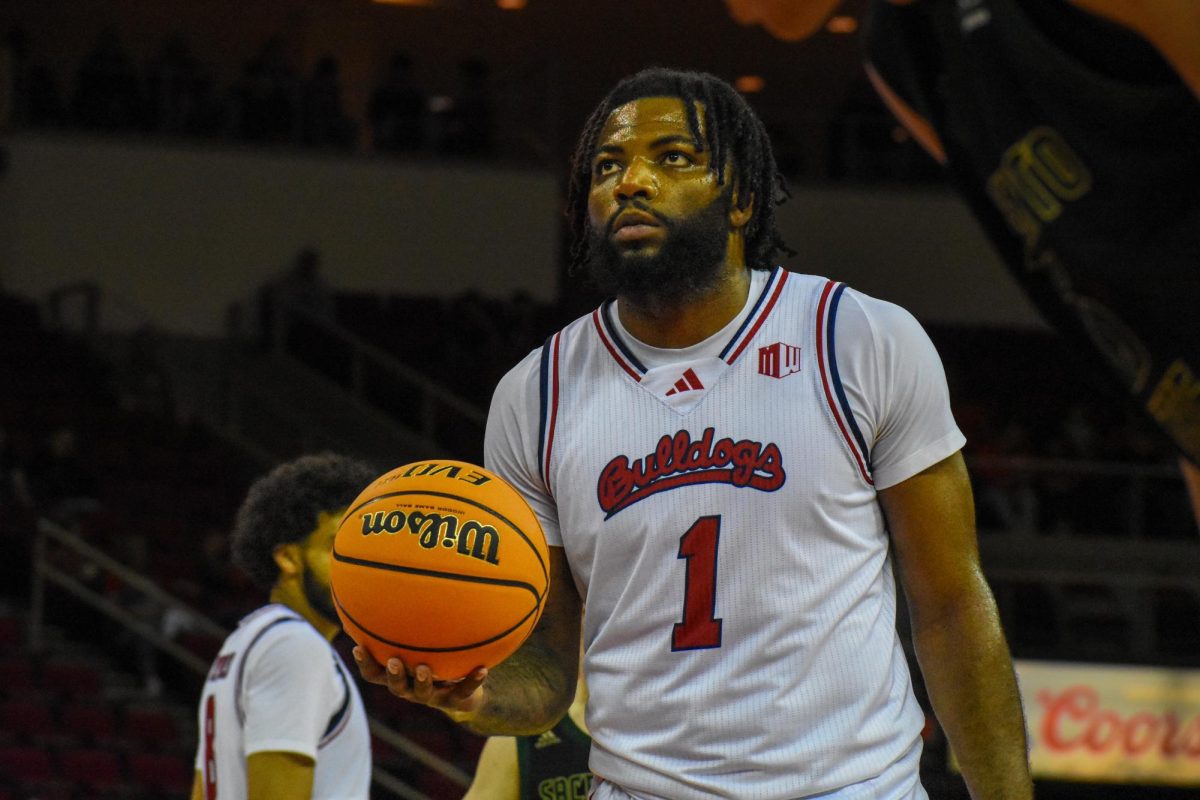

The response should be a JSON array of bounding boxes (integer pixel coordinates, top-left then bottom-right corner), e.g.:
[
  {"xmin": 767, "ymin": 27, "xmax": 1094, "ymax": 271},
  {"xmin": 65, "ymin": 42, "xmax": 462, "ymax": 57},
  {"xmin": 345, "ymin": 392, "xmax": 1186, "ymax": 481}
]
[
  {"xmin": 270, "ymin": 583, "xmax": 339, "ymax": 642},
  {"xmin": 617, "ymin": 263, "xmax": 751, "ymax": 349}
]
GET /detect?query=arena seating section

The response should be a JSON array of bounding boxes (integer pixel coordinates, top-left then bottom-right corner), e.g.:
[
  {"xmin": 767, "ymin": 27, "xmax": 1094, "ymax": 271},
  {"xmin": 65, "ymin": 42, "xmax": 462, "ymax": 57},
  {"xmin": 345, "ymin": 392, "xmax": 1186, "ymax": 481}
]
[
  {"xmin": 0, "ymin": 291, "xmax": 485, "ymax": 798},
  {"xmin": 3, "ymin": 285, "xmax": 1198, "ymax": 799}
]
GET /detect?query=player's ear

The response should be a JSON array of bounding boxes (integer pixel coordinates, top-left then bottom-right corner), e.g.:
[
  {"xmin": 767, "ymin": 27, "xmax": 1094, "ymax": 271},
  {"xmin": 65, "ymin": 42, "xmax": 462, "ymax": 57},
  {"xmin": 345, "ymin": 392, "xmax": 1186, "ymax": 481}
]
[
  {"xmin": 272, "ymin": 543, "xmax": 303, "ymax": 577},
  {"xmin": 729, "ymin": 186, "xmax": 754, "ymax": 230}
]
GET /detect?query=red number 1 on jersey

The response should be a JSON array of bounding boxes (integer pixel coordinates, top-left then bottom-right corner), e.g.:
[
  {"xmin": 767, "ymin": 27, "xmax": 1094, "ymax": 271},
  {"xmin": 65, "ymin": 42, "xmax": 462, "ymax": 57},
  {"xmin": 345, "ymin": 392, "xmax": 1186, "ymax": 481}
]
[{"xmin": 672, "ymin": 516, "xmax": 723, "ymax": 651}]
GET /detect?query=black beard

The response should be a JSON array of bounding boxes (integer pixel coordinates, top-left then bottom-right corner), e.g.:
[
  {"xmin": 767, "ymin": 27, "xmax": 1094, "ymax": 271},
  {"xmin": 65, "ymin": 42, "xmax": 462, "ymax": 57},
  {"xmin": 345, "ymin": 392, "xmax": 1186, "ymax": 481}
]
[
  {"xmin": 302, "ymin": 564, "xmax": 339, "ymax": 627},
  {"xmin": 585, "ymin": 190, "xmax": 733, "ymax": 310}
]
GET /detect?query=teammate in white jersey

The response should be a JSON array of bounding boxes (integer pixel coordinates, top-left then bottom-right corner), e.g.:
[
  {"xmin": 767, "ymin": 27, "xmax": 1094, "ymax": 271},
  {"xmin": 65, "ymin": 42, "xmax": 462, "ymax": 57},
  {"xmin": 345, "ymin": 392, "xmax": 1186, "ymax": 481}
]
[
  {"xmin": 354, "ymin": 69, "xmax": 1032, "ymax": 799},
  {"xmin": 192, "ymin": 453, "xmax": 375, "ymax": 800}
]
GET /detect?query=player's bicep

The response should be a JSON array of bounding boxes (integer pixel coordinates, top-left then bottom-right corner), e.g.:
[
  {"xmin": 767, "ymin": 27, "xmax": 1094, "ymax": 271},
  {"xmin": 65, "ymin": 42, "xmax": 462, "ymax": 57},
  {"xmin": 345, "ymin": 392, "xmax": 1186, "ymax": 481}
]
[
  {"xmin": 528, "ymin": 546, "xmax": 582, "ymax": 666},
  {"xmin": 463, "ymin": 737, "xmax": 520, "ymax": 800},
  {"xmin": 245, "ymin": 750, "xmax": 315, "ymax": 800},
  {"xmin": 879, "ymin": 451, "xmax": 987, "ymax": 629}
]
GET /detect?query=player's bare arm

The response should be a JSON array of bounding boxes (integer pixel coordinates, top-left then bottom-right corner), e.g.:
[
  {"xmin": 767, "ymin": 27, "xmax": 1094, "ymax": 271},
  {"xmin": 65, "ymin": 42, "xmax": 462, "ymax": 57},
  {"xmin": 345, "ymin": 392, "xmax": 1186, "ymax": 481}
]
[
  {"xmin": 246, "ymin": 751, "xmax": 316, "ymax": 800},
  {"xmin": 879, "ymin": 451, "xmax": 1033, "ymax": 800},
  {"xmin": 355, "ymin": 545, "xmax": 582, "ymax": 736},
  {"xmin": 728, "ymin": 0, "xmax": 1200, "ymax": 101},
  {"xmin": 462, "ymin": 736, "xmax": 520, "ymax": 800},
  {"xmin": 1068, "ymin": 0, "xmax": 1200, "ymax": 99}
]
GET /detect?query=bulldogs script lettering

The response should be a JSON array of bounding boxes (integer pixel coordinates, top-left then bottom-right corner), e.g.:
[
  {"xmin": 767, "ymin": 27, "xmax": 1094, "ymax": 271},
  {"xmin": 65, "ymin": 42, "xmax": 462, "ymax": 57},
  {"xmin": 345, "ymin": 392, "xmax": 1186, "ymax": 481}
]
[{"xmin": 598, "ymin": 427, "xmax": 785, "ymax": 517}]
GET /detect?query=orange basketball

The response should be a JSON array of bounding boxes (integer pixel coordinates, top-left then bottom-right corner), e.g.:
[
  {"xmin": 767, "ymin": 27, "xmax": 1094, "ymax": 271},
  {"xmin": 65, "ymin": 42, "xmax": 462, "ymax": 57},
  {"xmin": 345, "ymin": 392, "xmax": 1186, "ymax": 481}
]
[{"xmin": 330, "ymin": 459, "xmax": 549, "ymax": 680}]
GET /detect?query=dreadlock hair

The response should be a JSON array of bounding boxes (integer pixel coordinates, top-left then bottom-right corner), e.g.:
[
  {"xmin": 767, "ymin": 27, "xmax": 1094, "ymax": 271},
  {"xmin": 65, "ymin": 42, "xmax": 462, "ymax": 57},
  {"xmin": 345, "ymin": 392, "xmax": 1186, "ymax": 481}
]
[
  {"xmin": 565, "ymin": 67, "xmax": 793, "ymax": 275},
  {"xmin": 231, "ymin": 452, "xmax": 377, "ymax": 591}
]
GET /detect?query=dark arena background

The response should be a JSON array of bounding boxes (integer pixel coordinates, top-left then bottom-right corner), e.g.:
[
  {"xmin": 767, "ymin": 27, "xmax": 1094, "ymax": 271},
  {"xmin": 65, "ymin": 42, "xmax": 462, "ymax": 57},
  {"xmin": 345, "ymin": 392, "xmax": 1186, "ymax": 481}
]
[{"xmin": 1, "ymin": 1, "xmax": 1198, "ymax": 798}]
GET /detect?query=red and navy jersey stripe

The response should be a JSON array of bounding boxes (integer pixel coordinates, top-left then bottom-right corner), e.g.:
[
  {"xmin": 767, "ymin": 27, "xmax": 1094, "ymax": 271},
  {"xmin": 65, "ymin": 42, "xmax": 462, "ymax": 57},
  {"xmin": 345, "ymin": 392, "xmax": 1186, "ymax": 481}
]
[
  {"xmin": 592, "ymin": 302, "xmax": 647, "ymax": 381},
  {"xmin": 718, "ymin": 267, "xmax": 789, "ymax": 365},
  {"xmin": 537, "ymin": 331, "xmax": 562, "ymax": 493},
  {"xmin": 591, "ymin": 267, "xmax": 790, "ymax": 380},
  {"xmin": 816, "ymin": 280, "xmax": 874, "ymax": 485}
]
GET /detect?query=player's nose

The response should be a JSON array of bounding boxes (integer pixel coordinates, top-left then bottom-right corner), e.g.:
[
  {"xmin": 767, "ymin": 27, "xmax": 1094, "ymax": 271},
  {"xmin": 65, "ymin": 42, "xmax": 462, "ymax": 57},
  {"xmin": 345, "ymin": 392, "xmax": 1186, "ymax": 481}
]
[{"xmin": 614, "ymin": 156, "xmax": 658, "ymax": 203}]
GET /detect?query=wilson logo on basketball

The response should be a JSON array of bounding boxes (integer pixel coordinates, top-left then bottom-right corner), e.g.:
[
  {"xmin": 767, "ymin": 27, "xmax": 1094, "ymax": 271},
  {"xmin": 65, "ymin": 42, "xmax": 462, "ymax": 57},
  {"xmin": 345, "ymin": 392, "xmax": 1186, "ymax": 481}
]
[
  {"xmin": 360, "ymin": 509, "xmax": 500, "ymax": 565},
  {"xmin": 597, "ymin": 427, "xmax": 786, "ymax": 518}
]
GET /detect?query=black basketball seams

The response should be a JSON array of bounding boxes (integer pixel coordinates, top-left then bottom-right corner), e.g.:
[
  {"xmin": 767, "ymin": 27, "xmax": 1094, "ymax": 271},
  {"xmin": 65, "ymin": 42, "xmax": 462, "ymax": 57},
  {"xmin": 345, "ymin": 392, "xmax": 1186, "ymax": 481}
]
[
  {"xmin": 332, "ymin": 547, "xmax": 546, "ymax": 597},
  {"xmin": 331, "ymin": 581, "xmax": 545, "ymax": 653},
  {"xmin": 341, "ymin": 489, "xmax": 548, "ymax": 583}
]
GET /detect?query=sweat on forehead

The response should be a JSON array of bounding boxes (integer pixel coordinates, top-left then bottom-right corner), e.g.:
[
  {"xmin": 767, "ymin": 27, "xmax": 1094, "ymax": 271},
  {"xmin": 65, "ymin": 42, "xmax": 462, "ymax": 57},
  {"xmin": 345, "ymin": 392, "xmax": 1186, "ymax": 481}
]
[{"xmin": 604, "ymin": 99, "xmax": 707, "ymax": 154}]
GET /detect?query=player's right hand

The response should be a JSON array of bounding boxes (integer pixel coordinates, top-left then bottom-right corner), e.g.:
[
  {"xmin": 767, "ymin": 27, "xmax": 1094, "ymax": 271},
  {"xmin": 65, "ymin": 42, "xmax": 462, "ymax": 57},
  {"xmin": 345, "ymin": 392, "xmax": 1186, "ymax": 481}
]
[{"xmin": 352, "ymin": 646, "xmax": 487, "ymax": 721}]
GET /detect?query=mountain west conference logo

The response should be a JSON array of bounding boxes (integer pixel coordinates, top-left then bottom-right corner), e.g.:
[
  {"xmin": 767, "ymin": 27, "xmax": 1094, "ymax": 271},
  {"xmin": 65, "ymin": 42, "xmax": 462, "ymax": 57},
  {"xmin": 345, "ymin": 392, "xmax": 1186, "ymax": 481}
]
[{"xmin": 597, "ymin": 427, "xmax": 785, "ymax": 517}]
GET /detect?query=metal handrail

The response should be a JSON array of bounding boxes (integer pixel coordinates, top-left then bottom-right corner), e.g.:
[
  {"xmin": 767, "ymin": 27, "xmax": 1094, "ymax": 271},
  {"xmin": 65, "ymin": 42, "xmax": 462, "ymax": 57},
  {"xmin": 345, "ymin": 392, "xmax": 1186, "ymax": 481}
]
[
  {"xmin": 275, "ymin": 300, "xmax": 487, "ymax": 432},
  {"xmin": 30, "ymin": 519, "xmax": 471, "ymax": 796}
]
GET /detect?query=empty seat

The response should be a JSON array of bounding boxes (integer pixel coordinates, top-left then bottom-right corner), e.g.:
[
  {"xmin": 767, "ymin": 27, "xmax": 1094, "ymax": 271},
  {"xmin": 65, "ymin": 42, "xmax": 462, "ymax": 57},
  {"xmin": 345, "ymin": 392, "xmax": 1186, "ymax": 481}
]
[
  {"xmin": 0, "ymin": 616, "xmax": 22, "ymax": 649},
  {"xmin": 128, "ymin": 751, "xmax": 192, "ymax": 794},
  {"xmin": 0, "ymin": 656, "xmax": 36, "ymax": 693},
  {"xmin": 58, "ymin": 747, "xmax": 126, "ymax": 792},
  {"xmin": 61, "ymin": 702, "xmax": 118, "ymax": 745},
  {"xmin": 0, "ymin": 744, "xmax": 55, "ymax": 781},
  {"xmin": 122, "ymin": 706, "xmax": 178, "ymax": 750},
  {"xmin": 0, "ymin": 699, "xmax": 55, "ymax": 742},
  {"xmin": 42, "ymin": 660, "xmax": 106, "ymax": 698}
]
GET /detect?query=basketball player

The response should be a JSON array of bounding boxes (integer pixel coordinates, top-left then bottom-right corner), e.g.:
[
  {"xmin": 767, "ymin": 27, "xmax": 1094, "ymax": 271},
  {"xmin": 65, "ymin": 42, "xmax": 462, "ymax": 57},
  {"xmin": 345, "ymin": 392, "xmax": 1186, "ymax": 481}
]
[
  {"xmin": 725, "ymin": 0, "xmax": 1200, "ymax": 525},
  {"xmin": 192, "ymin": 453, "xmax": 376, "ymax": 800},
  {"xmin": 355, "ymin": 68, "xmax": 1031, "ymax": 798},
  {"xmin": 464, "ymin": 672, "xmax": 591, "ymax": 800}
]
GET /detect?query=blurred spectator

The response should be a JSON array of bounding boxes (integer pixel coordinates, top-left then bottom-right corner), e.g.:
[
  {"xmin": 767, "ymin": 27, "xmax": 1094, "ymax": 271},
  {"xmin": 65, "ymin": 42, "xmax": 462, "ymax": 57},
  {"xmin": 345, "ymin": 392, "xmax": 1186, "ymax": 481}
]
[
  {"xmin": 0, "ymin": 424, "xmax": 34, "ymax": 509},
  {"xmin": 436, "ymin": 57, "xmax": 494, "ymax": 157},
  {"xmin": 27, "ymin": 425, "xmax": 99, "ymax": 527},
  {"xmin": 0, "ymin": 27, "xmax": 21, "ymax": 131},
  {"xmin": 233, "ymin": 34, "xmax": 299, "ymax": 143},
  {"xmin": 146, "ymin": 34, "xmax": 223, "ymax": 137},
  {"xmin": 257, "ymin": 246, "xmax": 334, "ymax": 349},
  {"xmin": 301, "ymin": 55, "xmax": 357, "ymax": 149},
  {"xmin": 27, "ymin": 62, "xmax": 65, "ymax": 127},
  {"xmin": 118, "ymin": 324, "xmax": 174, "ymax": 418},
  {"xmin": 973, "ymin": 421, "xmax": 1039, "ymax": 534},
  {"xmin": 71, "ymin": 27, "xmax": 143, "ymax": 130},
  {"xmin": 368, "ymin": 52, "xmax": 426, "ymax": 152}
]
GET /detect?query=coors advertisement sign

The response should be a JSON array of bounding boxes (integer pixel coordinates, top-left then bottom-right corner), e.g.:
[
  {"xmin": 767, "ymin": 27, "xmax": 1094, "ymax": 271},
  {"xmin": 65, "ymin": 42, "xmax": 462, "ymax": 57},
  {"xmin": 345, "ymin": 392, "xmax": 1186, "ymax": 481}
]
[{"xmin": 1014, "ymin": 660, "xmax": 1200, "ymax": 787}]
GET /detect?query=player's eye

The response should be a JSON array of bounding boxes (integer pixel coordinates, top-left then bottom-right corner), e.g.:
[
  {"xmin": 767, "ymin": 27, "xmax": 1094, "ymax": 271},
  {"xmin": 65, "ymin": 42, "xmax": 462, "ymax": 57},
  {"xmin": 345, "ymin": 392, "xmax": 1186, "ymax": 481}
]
[
  {"xmin": 661, "ymin": 151, "xmax": 694, "ymax": 166},
  {"xmin": 594, "ymin": 159, "xmax": 621, "ymax": 177}
]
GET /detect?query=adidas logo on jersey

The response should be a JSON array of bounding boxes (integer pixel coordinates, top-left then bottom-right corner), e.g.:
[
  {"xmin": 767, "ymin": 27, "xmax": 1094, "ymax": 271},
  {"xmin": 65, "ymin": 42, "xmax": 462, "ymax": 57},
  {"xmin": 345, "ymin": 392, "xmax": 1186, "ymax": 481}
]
[
  {"xmin": 665, "ymin": 368, "xmax": 705, "ymax": 396},
  {"xmin": 534, "ymin": 730, "xmax": 561, "ymax": 749}
]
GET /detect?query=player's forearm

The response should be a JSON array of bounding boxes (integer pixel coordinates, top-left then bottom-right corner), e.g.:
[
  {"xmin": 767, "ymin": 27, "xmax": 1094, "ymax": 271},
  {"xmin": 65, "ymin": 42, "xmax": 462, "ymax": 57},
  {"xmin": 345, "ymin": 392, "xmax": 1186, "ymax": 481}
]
[
  {"xmin": 911, "ymin": 580, "xmax": 1033, "ymax": 800},
  {"xmin": 453, "ymin": 635, "xmax": 576, "ymax": 736}
]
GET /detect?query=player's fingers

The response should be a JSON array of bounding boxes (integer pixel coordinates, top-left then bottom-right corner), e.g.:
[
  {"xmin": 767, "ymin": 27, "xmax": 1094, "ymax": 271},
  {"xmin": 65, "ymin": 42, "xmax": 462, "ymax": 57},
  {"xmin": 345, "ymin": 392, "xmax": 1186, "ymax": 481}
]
[
  {"xmin": 385, "ymin": 658, "xmax": 415, "ymax": 698},
  {"xmin": 352, "ymin": 646, "xmax": 388, "ymax": 685},
  {"xmin": 407, "ymin": 663, "xmax": 436, "ymax": 704},
  {"xmin": 445, "ymin": 667, "xmax": 487, "ymax": 705}
]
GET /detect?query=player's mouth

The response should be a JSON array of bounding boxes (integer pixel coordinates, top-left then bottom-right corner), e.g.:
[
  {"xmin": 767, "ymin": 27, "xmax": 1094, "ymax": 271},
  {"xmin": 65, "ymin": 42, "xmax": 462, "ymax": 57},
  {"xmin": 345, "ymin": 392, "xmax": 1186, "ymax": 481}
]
[{"xmin": 611, "ymin": 210, "xmax": 664, "ymax": 243}]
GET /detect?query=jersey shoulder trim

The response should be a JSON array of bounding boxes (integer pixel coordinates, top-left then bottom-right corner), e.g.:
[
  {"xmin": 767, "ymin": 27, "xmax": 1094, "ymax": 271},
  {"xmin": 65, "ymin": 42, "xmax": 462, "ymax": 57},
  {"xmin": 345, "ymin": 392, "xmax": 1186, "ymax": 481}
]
[
  {"xmin": 538, "ymin": 330, "xmax": 563, "ymax": 492},
  {"xmin": 319, "ymin": 658, "xmax": 355, "ymax": 747},
  {"xmin": 233, "ymin": 614, "xmax": 308, "ymax": 726},
  {"xmin": 816, "ymin": 280, "xmax": 874, "ymax": 485}
]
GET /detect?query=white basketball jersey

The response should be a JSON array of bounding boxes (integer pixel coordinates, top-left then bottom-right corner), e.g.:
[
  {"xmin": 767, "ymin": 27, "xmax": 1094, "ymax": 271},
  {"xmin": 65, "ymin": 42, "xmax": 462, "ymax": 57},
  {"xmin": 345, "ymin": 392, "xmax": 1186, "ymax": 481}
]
[
  {"xmin": 194, "ymin": 604, "xmax": 371, "ymax": 800},
  {"xmin": 485, "ymin": 269, "xmax": 965, "ymax": 800}
]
